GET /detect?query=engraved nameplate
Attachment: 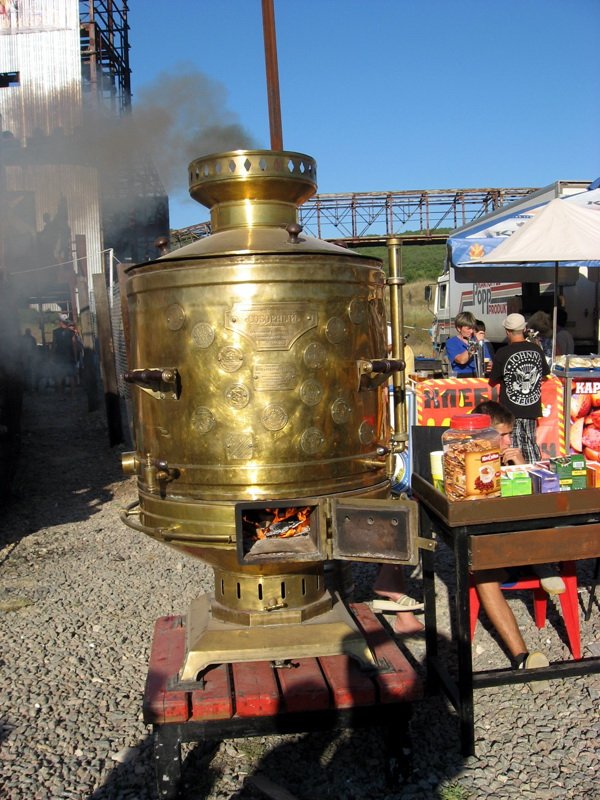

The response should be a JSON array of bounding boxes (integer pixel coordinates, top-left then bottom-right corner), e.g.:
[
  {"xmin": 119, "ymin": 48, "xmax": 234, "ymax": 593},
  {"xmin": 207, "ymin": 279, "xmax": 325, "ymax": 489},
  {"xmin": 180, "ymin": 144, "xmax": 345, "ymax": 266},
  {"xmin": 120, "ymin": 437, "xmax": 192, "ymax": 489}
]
[
  {"xmin": 226, "ymin": 303, "xmax": 317, "ymax": 351},
  {"xmin": 225, "ymin": 433, "xmax": 254, "ymax": 460},
  {"xmin": 253, "ymin": 362, "xmax": 297, "ymax": 391}
]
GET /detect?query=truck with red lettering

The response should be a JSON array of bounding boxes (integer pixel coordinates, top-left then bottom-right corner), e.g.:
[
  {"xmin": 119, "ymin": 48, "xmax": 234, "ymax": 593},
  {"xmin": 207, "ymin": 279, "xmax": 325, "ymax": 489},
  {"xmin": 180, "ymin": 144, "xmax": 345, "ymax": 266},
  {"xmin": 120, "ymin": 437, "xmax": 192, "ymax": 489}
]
[{"xmin": 426, "ymin": 180, "xmax": 598, "ymax": 355}]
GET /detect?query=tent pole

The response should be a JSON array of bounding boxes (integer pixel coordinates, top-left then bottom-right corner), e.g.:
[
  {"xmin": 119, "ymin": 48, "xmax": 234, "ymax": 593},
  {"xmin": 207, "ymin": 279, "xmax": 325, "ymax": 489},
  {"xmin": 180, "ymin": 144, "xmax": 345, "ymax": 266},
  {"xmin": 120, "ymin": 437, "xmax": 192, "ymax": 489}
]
[{"xmin": 551, "ymin": 261, "xmax": 558, "ymax": 362}]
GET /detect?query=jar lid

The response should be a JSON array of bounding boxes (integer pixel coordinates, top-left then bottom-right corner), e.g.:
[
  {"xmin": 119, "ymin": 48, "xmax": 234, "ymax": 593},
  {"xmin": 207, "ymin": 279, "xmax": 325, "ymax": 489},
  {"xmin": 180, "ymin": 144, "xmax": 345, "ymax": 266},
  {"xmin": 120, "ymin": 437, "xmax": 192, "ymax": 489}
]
[{"xmin": 450, "ymin": 413, "xmax": 492, "ymax": 430}]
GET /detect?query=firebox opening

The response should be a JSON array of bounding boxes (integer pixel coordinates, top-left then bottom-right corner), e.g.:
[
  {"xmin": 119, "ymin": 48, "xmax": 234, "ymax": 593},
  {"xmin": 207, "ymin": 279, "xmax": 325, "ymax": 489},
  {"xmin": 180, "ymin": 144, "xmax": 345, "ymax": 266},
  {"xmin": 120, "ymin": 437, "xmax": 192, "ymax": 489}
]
[{"xmin": 235, "ymin": 500, "xmax": 323, "ymax": 564}]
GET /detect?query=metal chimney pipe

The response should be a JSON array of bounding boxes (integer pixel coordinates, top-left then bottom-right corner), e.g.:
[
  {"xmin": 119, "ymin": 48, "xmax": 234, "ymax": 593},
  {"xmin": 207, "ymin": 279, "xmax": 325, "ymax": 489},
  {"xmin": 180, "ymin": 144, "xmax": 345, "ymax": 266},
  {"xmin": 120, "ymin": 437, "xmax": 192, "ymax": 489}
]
[{"xmin": 261, "ymin": 0, "xmax": 283, "ymax": 150}]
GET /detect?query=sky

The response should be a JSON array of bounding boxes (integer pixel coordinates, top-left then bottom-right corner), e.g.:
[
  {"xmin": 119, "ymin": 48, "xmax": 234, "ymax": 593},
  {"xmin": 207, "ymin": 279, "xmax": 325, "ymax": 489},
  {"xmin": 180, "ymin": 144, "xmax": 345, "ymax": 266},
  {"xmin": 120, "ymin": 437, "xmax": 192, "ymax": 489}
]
[{"xmin": 127, "ymin": 0, "xmax": 600, "ymax": 231}]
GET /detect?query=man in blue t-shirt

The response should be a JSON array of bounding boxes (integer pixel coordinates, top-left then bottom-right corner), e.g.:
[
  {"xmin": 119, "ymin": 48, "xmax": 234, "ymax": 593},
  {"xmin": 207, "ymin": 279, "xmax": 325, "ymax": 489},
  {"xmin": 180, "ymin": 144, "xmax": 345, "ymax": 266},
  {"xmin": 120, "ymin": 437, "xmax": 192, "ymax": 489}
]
[{"xmin": 445, "ymin": 312, "xmax": 481, "ymax": 376}]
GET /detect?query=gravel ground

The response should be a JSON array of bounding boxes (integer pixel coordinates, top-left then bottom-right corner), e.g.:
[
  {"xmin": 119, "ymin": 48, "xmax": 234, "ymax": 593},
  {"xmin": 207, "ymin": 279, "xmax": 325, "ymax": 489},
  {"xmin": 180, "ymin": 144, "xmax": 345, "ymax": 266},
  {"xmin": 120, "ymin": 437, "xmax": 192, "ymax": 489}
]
[{"xmin": 1, "ymin": 387, "xmax": 599, "ymax": 800}]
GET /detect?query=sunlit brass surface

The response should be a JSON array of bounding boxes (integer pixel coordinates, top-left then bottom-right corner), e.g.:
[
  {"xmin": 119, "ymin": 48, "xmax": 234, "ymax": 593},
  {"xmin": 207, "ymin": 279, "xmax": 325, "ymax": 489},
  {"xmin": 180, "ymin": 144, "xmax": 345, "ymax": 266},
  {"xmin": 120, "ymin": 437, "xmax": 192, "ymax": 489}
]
[
  {"xmin": 188, "ymin": 150, "xmax": 316, "ymax": 222},
  {"xmin": 125, "ymin": 247, "xmax": 387, "ymax": 508},
  {"xmin": 180, "ymin": 593, "xmax": 375, "ymax": 680},
  {"xmin": 210, "ymin": 563, "xmax": 331, "ymax": 622},
  {"xmin": 121, "ymin": 452, "xmax": 140, "ymax": 476},
  {"xmin": 388, "ymin": 238, "xmax": 408, "ymax": 449},
  {"xmin": 121, "ymin": 481, "xmax": 390, "ymax": 554},
  {"xmin": 125, "ymin": 150, "xmax": 390, "ymax": 553},
  {"xmin": 121, "ymin": 149, "xmax": 408, "ymax": 676}
]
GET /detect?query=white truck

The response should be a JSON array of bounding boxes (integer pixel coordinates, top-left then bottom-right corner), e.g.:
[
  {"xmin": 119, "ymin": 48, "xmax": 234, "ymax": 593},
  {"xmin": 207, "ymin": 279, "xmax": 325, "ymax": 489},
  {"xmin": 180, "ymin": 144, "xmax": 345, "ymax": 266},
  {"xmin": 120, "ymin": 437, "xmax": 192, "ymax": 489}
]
[{"xmin": 427, "ymin": 180, "xmax": 599, "ymax": 353}]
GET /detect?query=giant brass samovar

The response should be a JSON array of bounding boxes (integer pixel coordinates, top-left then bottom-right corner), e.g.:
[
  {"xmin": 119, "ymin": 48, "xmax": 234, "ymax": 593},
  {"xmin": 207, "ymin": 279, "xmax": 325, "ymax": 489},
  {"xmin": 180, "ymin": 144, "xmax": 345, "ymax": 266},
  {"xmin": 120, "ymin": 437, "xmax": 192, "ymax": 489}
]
[{"xmin": 121, "ymin": 150, "xmax": 419, "ymax": 680}]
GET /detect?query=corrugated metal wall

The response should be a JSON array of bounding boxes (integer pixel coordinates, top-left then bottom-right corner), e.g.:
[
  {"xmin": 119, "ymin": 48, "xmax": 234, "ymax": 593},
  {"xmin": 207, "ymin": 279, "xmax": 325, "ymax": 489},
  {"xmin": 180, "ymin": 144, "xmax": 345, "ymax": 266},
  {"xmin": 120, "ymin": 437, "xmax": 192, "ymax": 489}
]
[
  {"xmin": 0, "ymin": 0, "xmax": 161, "ymax": 328},
  {"xmin": 110, "ymin": 277, "xmax": 133, "ymax": 446},
  {"xmin": 5, "ymin": 162, "xmax": 103, "ymax": 287},
  {"xmin": 0, "ymin": 0, "xmax": 106, "ymax": 315},
  {"xmin": 0, "ymin": 0, "xmax": 82, "ymax": 141},
  {"xmin": 110, "ymin": 279, "xmax": 129, "ymax": 401}
]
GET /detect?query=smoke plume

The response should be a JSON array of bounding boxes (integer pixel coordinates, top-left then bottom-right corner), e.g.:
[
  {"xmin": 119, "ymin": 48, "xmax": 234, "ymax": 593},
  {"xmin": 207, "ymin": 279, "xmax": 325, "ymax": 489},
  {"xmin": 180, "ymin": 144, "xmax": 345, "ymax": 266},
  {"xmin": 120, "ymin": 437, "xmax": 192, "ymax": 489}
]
[
  {"xmin": 118, "ymin": 66, "xmax": 259, "ymax": 200},
  {"xmin": 0, "ymin": 65, "xmax": 259, "ymax": 300}
]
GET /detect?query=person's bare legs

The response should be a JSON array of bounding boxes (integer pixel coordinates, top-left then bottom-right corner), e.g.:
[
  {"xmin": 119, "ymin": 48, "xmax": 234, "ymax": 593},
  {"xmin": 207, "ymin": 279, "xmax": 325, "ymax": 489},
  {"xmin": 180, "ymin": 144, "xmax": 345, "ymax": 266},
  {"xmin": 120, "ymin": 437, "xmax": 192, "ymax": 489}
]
[
  {"xmin": 392, "ymin": 610, "xmax": 425, "ymax": 635},
  {"xmin": 374, "ymin": 563, "xmax": 424, "ymax": 635},
  {"xmin": 473, "ymin": 570, "xmax": 527, "ymax": 659}
]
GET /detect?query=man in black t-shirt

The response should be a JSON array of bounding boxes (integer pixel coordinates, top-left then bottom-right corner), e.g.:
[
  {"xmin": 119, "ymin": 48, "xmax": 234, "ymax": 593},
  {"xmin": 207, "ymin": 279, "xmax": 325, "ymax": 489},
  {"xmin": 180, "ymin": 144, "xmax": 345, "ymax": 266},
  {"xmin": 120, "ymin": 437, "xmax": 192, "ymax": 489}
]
[{"xmin": 489, "ymin": 313, "xmax": 550, "ymax": 462}]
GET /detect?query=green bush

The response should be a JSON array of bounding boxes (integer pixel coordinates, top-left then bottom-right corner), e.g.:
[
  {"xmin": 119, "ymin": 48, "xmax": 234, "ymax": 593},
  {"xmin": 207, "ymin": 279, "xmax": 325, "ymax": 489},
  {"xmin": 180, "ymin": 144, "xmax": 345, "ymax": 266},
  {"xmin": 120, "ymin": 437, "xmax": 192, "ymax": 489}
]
[{"xmin": 352, "ymin": 242, "xmax": 446, "ymax": 282}]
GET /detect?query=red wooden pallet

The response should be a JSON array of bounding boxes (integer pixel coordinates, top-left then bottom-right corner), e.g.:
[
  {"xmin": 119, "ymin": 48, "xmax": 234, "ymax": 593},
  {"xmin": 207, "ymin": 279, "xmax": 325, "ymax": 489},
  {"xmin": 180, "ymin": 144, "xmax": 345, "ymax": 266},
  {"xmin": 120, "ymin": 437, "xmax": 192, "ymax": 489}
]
[
  {"xmin": 143, "ymin": 615, "xmax": 189, "ymax": 724},
  {"xmin": 143, "ymin": 604, "xmax": 422, "ymax": 725}
]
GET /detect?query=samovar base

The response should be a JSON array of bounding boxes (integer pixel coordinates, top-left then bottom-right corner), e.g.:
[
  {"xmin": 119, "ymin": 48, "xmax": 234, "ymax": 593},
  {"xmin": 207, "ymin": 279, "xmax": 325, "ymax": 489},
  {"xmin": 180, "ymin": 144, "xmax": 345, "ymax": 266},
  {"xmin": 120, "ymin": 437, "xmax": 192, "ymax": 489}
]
[{"xmin": 179, "ymin": 592, "xmax": 376, "ymax": 680}]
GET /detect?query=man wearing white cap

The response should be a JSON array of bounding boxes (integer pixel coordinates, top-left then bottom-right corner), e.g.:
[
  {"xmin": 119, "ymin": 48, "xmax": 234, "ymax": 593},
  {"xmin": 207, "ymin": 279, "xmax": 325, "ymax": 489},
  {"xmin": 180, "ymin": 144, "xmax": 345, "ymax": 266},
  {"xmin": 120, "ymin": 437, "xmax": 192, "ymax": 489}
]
[{"xmin": 489, "ymin": 313, "xmax": 550, "ymax": 462}]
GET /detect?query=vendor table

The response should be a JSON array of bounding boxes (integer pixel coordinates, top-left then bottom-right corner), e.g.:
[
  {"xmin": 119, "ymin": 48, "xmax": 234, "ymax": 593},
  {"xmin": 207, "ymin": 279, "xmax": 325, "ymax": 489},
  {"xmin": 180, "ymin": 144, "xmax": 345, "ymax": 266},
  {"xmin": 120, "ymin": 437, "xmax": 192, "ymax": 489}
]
[
  {"xmin": 412, "ymin": 474, "xmax": 600, "ymax": 756},
  {"xmin": 144, "ymin": 604, "xmax": 422, "ymax": 799}
]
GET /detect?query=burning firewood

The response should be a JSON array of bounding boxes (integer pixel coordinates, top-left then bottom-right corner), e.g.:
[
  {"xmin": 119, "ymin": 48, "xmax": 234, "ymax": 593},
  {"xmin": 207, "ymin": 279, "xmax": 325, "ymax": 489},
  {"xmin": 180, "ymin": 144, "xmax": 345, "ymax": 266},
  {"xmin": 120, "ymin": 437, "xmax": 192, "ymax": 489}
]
[{"xmin": 244, "ymin": 507, "xmax": 311, "ymax": 540}]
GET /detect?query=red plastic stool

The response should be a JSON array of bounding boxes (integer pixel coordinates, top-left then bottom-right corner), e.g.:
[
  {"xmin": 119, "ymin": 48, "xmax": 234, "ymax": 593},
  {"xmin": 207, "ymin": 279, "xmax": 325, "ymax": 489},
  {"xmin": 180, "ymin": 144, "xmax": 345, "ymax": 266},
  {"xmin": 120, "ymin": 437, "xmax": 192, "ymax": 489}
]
[{"xmin": 469, "ymin": 560, "xmax": 581, "ymax": 660}]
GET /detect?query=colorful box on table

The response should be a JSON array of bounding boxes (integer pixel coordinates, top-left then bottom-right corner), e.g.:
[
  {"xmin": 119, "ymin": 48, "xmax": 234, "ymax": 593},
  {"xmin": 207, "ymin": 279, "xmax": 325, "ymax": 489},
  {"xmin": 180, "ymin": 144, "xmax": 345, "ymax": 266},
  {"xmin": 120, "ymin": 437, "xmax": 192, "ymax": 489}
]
[
  {"xmin": 527, "ymin": 466, "xmax": 561, "ymax": 494},
  {"xmin": 586, "ymin": 461, "xmax": 600, "ymax": 488},
  {"xmin": 546, "ymin": 455, "xmax": 587, "ymax": 491},
  {"xmin": 500, "ymin": 466, "xmax": 532, "ymax": 497}
]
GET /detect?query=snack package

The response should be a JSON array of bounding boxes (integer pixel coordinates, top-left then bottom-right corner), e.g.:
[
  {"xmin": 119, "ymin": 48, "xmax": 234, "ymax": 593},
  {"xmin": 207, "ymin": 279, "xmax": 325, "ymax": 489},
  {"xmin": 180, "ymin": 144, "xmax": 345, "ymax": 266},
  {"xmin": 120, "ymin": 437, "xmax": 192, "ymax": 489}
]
[
  {"xmin": 500, "ymin": 466, "xmax": 533, "ymax": 497},
  {"xmin": 547, "ymin": 454, "xmax": 587, "ymax": 490},
  {"xmin": 442, "ymin": 415, "xmax": 501, "ymax": 501},
  {"xmin": 527, "ymin": 466, "xmax": 561, "ymax": 494}
]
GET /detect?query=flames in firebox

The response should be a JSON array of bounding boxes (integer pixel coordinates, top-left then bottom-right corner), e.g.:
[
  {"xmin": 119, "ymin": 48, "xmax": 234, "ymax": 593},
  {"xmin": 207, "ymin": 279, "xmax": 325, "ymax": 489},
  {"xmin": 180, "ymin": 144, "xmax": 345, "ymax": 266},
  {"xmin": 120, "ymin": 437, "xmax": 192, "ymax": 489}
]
[{"xmin": 248, "ymin": 506, "xmax": 312, "ymax": 540}]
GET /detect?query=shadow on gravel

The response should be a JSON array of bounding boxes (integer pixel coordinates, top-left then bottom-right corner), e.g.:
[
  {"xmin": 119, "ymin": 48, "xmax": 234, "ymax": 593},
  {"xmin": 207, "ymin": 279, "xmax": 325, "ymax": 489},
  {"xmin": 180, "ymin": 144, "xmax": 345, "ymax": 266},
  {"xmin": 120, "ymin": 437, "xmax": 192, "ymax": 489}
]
[
  {"xmin": 224, "ymin": 704, "xmax": 466, "ymax": 800},
  {"xmin": 84, "ymin": 734, "xmax": 223, "ymax": 800},
  {"xmin": 85, "ymin": 623, "xmax": 466, "ymax": 800},
  {"xmin": 220, "ymin": 644, "xmax": 465, "ymax": 800},
  {"xmin": 12, "ymin": 390, "xmax": 467, "ymax": 800},
  {"xmin": 0, "ymin": 387, "xmax": 126, "ymax": 547},
  {"xmin": 84, "ymin": 683, "xmax": 465, "ymax": 800}
]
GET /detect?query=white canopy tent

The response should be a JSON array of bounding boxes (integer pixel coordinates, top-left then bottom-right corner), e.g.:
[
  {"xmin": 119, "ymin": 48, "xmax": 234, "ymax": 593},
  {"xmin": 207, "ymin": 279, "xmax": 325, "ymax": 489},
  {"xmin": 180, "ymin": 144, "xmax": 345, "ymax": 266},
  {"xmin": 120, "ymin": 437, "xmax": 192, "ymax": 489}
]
[
  {"xmin": 461, "ymin": 186, "xmax": 600, "ymax": 357},
  {"xmin": 475, "ymin": 193, "xmax": 600, "ymax": 264}
]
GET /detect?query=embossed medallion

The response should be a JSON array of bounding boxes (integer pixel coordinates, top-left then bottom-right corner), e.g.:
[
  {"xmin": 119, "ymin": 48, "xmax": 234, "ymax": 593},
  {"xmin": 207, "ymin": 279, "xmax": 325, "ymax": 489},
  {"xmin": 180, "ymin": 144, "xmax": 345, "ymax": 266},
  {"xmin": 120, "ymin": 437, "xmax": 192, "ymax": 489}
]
[
  {"xmin": 300, "ymin": 379, "xmax": 323, "ymax": 407},
  {"xmin": 166, "ymin": 304, "xmax": 185, "ymax": 331},
  {"xmin": 217, "ymin": 346, "xmax": 244, "ymax": 372},
  {"xmin": 261, "ymin": 404, "xmax": 288, "ymax": 431},
  {"xmin": 325, "ymin": 316, "xmax": 347, "ymax": 344},
  {"xmin": 303, "ymin": 342, "xmax": 326, "ymax": 369},
  {"xmin": 331, "ymin": 398, "xmax": 352, "ymax": 424},
  {"xmin": 191, "ymin": 406, "xmax": 216, "ymax": 434},
  {"xmin": 348, "ymin": 298, "xmax": 367, "ymax": 324},
  {"xmin": 358, "ymin": 420, "xmax": 376, "ymax": 445},
  {"xmin": 300, "ymin": 427, "xmax": 326, "ymax": 454},
  {"xmin": 225, "ymin": 384, "xmax": 250, "ymax": 409},
  {"xmin": 191, "ymin": 322, "xmax": 215, "ymax": 349}
]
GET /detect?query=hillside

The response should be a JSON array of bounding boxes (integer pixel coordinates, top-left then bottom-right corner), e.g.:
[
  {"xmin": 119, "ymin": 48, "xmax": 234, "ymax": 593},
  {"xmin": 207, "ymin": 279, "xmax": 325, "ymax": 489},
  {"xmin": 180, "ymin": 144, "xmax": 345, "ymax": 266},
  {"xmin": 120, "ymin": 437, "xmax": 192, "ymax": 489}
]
[
  {"xmin": 353, "ymin": 243, "xmax": 441, "ymax": 356},
  {"xmin": 353, "ymin": 241, "xmax": 446, "ymax": 284}
]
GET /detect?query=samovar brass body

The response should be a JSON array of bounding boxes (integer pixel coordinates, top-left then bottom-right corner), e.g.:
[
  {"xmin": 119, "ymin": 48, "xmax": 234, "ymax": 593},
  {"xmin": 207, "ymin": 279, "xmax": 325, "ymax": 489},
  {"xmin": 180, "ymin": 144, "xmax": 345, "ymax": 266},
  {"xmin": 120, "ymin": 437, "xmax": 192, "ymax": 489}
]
[{"xmin": 121, "ymin": 151, "xmax": 417, "ymax": 678}]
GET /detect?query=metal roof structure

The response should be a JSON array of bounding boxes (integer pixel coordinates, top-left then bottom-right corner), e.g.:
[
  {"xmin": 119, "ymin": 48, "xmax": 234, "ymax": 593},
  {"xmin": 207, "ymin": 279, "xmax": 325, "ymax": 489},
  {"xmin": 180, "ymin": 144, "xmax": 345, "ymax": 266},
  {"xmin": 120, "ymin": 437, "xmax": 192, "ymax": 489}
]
[
  {"xmin": 80, "ymin": 0, "xmax": 131, "ymax": 115},
  {"xmin": 170, "ymin": 186, "xmax": 538, "ymax": 248}
]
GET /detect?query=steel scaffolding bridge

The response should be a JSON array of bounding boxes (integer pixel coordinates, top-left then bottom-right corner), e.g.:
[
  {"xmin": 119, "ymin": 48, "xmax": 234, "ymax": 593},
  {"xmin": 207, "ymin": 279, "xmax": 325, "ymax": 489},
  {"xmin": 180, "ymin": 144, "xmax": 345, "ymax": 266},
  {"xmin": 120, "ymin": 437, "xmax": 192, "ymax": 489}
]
[
  {"xmin": 170, "ymin": 186, "xmax": 538, "ymax": 247},
  {"xmin": 79, "ymin": 0, "xmax": 131, "ymax": 114}
]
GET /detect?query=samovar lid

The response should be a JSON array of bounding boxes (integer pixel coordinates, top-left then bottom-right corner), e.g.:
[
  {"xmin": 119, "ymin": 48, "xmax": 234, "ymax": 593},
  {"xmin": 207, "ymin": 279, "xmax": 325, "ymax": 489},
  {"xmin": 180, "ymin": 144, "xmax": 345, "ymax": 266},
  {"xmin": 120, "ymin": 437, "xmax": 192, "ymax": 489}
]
[
  {"xmin": 148, "ymin": 148, "xmax": 372, "ymax": 262},
  {"xmin": 188, "ymin": 149, "xmax": 317, "ymax": 211}
]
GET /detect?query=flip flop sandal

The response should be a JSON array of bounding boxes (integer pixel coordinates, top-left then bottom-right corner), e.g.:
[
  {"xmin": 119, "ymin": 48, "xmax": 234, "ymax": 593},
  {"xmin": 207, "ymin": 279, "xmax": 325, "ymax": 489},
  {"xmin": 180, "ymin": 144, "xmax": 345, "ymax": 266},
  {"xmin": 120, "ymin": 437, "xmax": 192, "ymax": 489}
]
[{"xmin": 372, "ymin": 595, "xmax": 424, "ymax": 612}]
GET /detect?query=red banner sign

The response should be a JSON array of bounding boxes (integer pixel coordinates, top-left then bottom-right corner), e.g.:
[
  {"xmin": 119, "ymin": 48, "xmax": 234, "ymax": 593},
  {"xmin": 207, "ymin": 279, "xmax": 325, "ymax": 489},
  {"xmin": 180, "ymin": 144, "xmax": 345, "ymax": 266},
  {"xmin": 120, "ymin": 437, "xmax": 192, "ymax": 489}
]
[
  {"xmin": 567, "ymin": 377, "xmax": 600, "ymax": 462},
  {"xmin": 414, "ymin": 376, "xmax": 565, "ymax": 460}
]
